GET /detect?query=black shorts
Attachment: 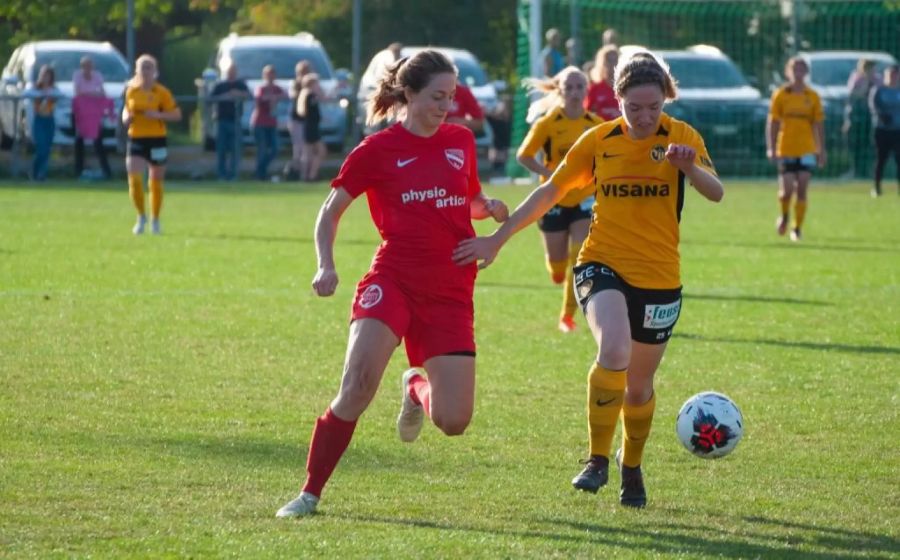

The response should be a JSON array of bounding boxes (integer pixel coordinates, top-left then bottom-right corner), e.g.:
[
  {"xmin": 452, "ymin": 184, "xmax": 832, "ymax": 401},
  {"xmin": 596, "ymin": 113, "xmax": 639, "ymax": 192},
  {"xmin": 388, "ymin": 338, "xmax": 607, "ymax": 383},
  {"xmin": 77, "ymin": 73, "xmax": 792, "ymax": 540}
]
[
  {"xmin": 573, "ymin": 261, "xmax": 682, "ymax": 344},
  {"xmin": 779, "ymin": 154, "xmax": 815, "ymax": 174},
  {"xmin": 127, "ymin": 137, "xmax": 168, "ymax": 166},
  {"xmin": 537, "ymin": 199, "xmax": 593, "ymax": 232}
]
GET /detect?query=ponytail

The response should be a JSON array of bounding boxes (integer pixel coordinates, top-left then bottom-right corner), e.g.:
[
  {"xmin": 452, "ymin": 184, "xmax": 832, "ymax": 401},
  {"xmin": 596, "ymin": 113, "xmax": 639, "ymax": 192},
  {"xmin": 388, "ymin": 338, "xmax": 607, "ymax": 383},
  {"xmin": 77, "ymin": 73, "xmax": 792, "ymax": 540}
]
[{"xmin": 366, "ymin": 49, "xmax": 457, "ymax": 126}]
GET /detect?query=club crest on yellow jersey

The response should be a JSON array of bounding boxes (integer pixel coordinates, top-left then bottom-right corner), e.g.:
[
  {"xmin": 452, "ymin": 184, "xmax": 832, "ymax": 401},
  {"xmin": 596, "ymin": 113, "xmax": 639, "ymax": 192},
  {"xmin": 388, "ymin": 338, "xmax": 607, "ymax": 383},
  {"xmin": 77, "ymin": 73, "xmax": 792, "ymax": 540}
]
[{"xmin": 650, "ymin": 144, "xmax": 666, "ymax": 162}]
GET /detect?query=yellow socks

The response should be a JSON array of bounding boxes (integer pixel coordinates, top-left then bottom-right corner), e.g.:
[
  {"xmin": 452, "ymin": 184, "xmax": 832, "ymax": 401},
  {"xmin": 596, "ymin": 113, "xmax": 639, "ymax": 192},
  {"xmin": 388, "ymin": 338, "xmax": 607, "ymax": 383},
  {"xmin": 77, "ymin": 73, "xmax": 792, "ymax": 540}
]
[
  {"xmin": 128, "ymin": 173, "xmax": 145, "ymax": 215},
  {"xmin": 794, "ymin": 200, "xmax": 807, "ymax": 229},
  {"xmin": 779, "ymin": 197, "xmax": 790, "ymax": 217},
  {"xmin": 546, "ymin": 258, "xmax": 567, "ymax": 285},
  {"xmin": 149, "ymin": 178, "xmax": 163, "ymax": 219},
  {"xmin": 621, "ymin": 392, "xmax": 656, "ymax": 468},
  {"xmin": 587, "ymin": 362, "xmax": 626, "ymax": 458}
]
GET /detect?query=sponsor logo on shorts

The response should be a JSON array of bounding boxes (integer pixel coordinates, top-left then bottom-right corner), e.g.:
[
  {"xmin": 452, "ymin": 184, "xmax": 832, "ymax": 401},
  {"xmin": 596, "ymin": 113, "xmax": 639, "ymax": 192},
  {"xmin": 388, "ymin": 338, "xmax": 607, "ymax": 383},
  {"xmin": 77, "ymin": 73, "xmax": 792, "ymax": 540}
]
[
  {"xmin": 578, "ymin": 278, "xmax": 593, "ymax": 299},
  {"xmin": 643, "ymin": 300, "xmax": 681, "ymax": 329},
  {"xmin": 445, "ymin": 148, "xmax": 465, "ymax": 170},
  {"xmin": 358, "ymin": 284, "xmax": 383, "ymax": 309}
]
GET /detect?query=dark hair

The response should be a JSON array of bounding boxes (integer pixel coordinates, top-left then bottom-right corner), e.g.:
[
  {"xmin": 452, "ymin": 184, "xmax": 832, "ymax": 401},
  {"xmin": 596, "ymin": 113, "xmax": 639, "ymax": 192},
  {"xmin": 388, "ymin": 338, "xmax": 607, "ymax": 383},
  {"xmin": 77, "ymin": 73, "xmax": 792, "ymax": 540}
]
[
  {"xmin": 36, "ymin": 65, "xmax": 56, "ymax": 88},
  {"xmin": 614, "ymin": 51, "xmax": 677, "ymax": 100},
  {"xmin": 366, "ymin": 49, "xmax": 457, "ymax": 126}
]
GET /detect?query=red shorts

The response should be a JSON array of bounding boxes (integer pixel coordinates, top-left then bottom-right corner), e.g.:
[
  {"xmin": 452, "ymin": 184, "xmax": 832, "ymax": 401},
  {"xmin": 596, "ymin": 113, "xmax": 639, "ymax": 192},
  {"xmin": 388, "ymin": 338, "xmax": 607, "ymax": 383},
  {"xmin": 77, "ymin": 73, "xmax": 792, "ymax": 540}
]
[{"xmin": 350, "ymin": 270, "xmax": 476, "ymax": 367}]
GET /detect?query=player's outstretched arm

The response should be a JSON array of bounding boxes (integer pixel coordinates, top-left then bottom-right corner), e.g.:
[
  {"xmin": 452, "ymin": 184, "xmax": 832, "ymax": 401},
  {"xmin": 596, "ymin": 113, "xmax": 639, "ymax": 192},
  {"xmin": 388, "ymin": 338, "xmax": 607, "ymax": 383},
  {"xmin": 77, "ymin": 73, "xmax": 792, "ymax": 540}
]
[
  {"xmin": 312, "ymin": 187, "xmax": 354, "ymax": 297},
  {"xmin": 453, "ymin": 181, "xmax": 563, "ymax": 269},
  {"xmin": 470, "ymin": 192, "xmax": 509, "ymax": 222}
]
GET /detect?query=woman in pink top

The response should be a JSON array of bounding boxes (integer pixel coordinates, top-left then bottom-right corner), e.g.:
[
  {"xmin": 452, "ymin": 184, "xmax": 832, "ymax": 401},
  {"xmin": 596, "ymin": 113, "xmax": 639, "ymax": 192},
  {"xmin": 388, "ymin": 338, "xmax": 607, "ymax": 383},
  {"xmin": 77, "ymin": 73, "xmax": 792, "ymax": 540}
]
[{"xmin": 72, "ymin": 56, "xmax": 112, "ymax": 179}]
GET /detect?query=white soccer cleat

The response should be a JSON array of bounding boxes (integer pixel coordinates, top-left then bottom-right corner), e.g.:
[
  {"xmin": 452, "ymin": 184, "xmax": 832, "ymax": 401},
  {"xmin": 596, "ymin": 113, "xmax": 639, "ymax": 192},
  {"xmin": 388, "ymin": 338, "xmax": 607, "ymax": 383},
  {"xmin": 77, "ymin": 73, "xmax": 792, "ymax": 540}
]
[
  {"xmin": 275, "ymin": 491, "xmax": 319, "ymax": 518},
  {"xmin": 397, "ymin": 368, "xmax": 425, "ymax": 443},
  {"xmin": 151, "ymin": 218, "xmax": 162, "ymax": 235},
  {"xmin": 132, "ymin": 215, "xmax": 147, "ymax": 235}
]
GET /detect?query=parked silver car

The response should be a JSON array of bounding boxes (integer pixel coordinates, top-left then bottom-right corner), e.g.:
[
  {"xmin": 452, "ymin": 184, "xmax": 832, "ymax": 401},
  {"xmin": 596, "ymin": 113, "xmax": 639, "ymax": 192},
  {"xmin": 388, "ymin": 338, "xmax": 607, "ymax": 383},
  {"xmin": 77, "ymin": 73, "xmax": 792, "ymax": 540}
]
[
  {"xmin": 356, "ymin": 46, "xmax": 502, "ymax": 148},
  {"xmin": 199, "ymin": 32, "xmax": 348, "ymax": 151},
  {"xmin": 1, "ymin": 40, "xmax": 128, "ymax": 150}
]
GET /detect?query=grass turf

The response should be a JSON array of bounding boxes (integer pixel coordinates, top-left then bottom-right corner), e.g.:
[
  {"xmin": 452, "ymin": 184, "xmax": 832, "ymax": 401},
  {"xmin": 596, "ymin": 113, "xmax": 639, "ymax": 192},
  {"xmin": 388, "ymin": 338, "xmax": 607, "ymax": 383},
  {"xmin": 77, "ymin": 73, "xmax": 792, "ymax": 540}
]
[{"xmin": 0, "ymin": 179, "xmax": 897, "ymax": 558}]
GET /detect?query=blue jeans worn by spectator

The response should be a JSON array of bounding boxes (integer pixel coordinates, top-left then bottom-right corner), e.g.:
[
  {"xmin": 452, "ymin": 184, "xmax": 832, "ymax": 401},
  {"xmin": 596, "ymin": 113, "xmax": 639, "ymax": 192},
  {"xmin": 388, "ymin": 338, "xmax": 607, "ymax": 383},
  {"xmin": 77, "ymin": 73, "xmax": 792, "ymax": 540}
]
[
  {"xmin": 216, "ymin": 119, "xmax": 240, "ymax": 180},
  {"xmin": 32, "ymin": 114, "xmax": 55, "ymax": 181},
  {"xmin": 254, "ymin": 126, "xmax": 278, "ymax": 180}
]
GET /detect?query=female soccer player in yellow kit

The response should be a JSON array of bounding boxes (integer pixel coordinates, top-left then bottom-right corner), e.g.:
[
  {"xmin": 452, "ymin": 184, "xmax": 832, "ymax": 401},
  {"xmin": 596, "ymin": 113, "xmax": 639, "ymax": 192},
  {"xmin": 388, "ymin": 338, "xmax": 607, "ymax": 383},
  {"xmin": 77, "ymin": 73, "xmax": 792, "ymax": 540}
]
[
  {"xmin": 766, "ymin": 56, "xmax": 825, "ymax": 241},
  {"xmin": 454, "ymin": 52, "xmax": 723, "ymax": 508},
  {"xmin": 517, "ymin": 67, "xmax": 603, "ymax": 332},
  {"xmin": 122, "ymin": 54, "xmax": 181, "ymax": 235}
]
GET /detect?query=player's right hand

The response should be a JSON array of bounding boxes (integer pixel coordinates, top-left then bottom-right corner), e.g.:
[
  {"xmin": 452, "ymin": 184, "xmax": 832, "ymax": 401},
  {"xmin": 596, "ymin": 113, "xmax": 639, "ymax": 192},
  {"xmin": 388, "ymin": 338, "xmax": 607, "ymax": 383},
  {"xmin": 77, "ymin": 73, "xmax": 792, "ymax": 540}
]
[
  {"xmin": 453, "ymin": 236, "xmax": 501, "ymax": 270},
  {"xmin": 312, "ymin": 267, "xmax": 338, "ymax": 297}
]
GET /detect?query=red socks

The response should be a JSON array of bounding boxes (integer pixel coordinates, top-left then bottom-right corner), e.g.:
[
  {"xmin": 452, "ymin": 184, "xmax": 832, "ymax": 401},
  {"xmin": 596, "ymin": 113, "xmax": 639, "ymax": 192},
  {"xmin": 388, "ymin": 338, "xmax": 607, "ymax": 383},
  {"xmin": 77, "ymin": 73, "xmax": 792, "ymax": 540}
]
[
  {"xmin": 408, "ymin": 372, "xmax": 431, "ymax": 416},
  {"xmin": 301, "ymin": 407, "xmax": 357, "ymax": 498}
]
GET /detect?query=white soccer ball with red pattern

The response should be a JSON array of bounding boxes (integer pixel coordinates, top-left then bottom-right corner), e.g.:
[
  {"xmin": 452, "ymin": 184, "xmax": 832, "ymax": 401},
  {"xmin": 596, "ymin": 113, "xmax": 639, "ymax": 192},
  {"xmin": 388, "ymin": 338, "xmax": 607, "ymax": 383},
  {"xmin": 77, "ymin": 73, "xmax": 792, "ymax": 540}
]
[{"xmin": 675, "ymin": 391, "xmax": 744, "ymax": 459}]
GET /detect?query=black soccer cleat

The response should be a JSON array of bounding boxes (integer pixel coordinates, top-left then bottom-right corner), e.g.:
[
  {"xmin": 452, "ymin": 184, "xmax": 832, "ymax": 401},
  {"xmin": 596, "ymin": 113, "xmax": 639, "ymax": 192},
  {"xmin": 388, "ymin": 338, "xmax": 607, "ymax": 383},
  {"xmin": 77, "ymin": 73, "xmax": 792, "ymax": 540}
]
[
  {"xmin": 615, "ymin": 448, "xmax": 647, "ymax": 508},
  {"xmin": 571, "ymin": 455, "xmax": 609, "ymax": 493}
]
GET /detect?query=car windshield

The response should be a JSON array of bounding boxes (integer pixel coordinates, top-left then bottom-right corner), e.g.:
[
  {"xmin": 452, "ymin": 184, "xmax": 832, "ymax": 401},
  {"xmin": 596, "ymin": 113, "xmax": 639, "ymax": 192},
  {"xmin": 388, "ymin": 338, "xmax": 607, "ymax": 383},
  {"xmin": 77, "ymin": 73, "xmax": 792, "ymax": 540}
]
[
  {"xmin": 228, "ymin": 46, "xmax": 333, "ymax": 81},
  {"xmin": 664, "ymin": 57, "xmax": 749, "ymax": 89},
  {"xmin": 32, "ymin": 50, "xmax": 129, "ymax": 82},
  {"xmin": 453, "ymin": 57, "xmax": 487, "ymax": 87},
  {"xmin": 809, "ymin": 58, "xmax": 893, "ymax": 87}
]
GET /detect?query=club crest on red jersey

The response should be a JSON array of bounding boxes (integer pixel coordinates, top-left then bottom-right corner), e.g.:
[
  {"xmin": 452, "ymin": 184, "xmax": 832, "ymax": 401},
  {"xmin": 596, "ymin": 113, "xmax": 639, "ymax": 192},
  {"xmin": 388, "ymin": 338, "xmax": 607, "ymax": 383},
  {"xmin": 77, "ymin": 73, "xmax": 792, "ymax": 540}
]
[{"xmin": 445, "ymin": 149, "xmax": 465, "ymax": 170}]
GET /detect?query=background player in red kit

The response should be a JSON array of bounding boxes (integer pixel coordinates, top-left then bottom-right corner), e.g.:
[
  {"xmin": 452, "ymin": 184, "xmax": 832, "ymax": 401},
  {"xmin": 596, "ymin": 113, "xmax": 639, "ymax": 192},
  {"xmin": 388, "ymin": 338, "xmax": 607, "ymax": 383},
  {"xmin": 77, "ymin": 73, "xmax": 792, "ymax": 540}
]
[{"xmin": 276, "ymin": 50, "xmax": 508, "ymax": 518}]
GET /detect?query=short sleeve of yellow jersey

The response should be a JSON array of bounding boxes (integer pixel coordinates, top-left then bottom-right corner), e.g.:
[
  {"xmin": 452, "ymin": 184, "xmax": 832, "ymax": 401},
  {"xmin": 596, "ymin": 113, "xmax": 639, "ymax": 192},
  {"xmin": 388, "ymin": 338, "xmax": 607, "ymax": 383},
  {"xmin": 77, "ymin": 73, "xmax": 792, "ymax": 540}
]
[
  {"xmin": 548, "ymin": 128, "xmax": 597, "ymax": 195},
  {"xmin": 517, "ymin": 115, "xmax": 550, "ymax": 161},
  {"xmin": 811, "ymin": 91, "xmax": 824, "ymax": 122},
  {"xmin": 678, "ymin": 124, "xmax": 717, "ymax": 177},
  {"xmin": 158, "ymin": 85, "xmax": 177, "ymax": 112},
  {"xmin": 769, "ymin": 89, "xmax": 784, "ymax": 121}
]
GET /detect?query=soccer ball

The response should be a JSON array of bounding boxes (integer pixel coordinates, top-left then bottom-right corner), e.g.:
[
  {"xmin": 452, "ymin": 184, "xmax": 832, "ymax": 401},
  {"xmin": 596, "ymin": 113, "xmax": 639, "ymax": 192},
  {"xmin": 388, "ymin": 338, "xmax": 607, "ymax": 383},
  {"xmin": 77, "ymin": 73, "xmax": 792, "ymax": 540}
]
[{"xmin": 675, "ymin": 391, "xmax": 743, "ymax": 459}]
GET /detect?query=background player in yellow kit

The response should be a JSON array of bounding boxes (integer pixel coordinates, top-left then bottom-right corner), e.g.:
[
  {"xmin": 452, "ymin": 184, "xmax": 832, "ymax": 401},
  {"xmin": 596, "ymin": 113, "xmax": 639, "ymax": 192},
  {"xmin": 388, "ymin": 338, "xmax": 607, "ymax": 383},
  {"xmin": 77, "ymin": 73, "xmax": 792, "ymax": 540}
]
[
  {"xmin": 454, "ymin": 52, "xmax": 723, "ymax": 508},
  {"xmin": 766, "ymin": 56, "xmax": 826, "ymax": 242},
  {"xmin": 517, "ymin": 66, "xmax": 602, "ymax": 332},
  {"xmin": 122, "ymin": 54, "xmax": 181, "ymax": 235}
]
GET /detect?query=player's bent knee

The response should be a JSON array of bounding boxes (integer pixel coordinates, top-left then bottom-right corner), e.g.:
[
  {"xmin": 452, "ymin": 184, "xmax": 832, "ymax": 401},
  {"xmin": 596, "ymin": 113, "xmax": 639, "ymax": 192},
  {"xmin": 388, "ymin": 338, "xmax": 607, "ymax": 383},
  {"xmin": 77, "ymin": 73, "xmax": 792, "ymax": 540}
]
[
  {"xmin": 432, "ymin": 413, "xmax": 471, "ymax": 436},
  {"xmin": 598, "ymin": 344, "xmax": 630, "ymax": 371}
]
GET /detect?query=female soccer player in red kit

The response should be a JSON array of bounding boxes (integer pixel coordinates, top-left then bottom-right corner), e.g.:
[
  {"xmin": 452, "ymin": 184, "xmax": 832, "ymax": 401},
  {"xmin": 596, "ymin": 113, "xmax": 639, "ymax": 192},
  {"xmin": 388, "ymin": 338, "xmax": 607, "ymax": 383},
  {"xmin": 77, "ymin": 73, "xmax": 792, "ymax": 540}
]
[{"xmin": 276, "ymin": 50, "xmax": 509, "ymax": 518}]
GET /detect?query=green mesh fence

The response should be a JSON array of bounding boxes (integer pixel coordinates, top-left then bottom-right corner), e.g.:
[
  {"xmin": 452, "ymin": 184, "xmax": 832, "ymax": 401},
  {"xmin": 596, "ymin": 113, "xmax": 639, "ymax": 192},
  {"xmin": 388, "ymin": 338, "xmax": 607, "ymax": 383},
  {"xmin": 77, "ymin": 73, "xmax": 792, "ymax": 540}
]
[{"xmin": 511, "ymin": 0, "xmax": 900, "ymax": 178}]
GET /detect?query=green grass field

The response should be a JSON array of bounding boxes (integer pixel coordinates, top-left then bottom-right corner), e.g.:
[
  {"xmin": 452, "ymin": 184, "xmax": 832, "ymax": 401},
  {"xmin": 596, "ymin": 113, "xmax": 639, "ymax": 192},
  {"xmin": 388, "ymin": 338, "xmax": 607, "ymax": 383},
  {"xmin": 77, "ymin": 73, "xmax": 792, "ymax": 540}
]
[{"xmin": 1, "ymin": 179, "xmax": 898, "ymax": 558}]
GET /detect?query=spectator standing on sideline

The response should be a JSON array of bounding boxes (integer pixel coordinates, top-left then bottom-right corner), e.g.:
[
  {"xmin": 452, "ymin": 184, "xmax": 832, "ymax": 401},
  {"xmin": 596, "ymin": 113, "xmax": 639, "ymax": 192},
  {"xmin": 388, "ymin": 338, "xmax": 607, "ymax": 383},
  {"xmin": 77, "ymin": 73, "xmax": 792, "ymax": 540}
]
[
  {"xmin": 602, "ymin": 28, "xmax": 619, "ymax": 47},
  {"xmin": 297, "ymin": 73, "xmax": 326, "ymax": 181},
  {"xmin": 869, "ymin": 64, "xmax": 900, "ymax": 196},
  {"xmin": 251, "ymin": 65, "xmax": 287, "ymax": 180},
  {"xmin": 211, "ymin": 63, "xmax": 250, "ymax": 180},
  {"xmin": 585, "ymin": 45, "xmax": 621, "ymax": 121},
  {"xmin": 486, "ymin": 91, "xmax": 512, "ymax": 176},
  {"xmin": 72, "ymin": 56, "xmax": 112, "ymax": 180},
  {"xmin": 844, "ymin": 59, "xmax": 878, "ymax": 178},
  {"xmin": 286, "ymin": 60, "xmax": 312, "ymax": 180},
  {"xmin": 542, "ymin": 28, "xmax": 565, "ymax": 78},
  {"xmin": 24, "ymin": 65, "xmax": 61, "ymax": 182},
  {"xmin": 445, "ymin": 81, "xmax": 485, "ymax": 134}
]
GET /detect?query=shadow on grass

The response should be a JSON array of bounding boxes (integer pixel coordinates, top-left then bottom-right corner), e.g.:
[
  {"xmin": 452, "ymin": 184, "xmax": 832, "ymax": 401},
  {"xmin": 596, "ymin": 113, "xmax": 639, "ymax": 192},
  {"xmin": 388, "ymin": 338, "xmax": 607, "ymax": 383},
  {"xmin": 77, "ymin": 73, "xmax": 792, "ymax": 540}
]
[
  {"xmin": 187, "ymin": 233, "xmax": 376, "ymax": 246},
  {"xmin": 329, "ymin": 512, "xmax": 896, "ymax": 559},
  {"xmin": 684, "ymin": 292, "xmax": 832, "ymax": 306},
  {"xmin": 682, "ymin": 238, "xmax": 898, "ymax": 254},
  {"xmin": 676, "ymin": 332, "xmax": 900, "ymax": 355}
]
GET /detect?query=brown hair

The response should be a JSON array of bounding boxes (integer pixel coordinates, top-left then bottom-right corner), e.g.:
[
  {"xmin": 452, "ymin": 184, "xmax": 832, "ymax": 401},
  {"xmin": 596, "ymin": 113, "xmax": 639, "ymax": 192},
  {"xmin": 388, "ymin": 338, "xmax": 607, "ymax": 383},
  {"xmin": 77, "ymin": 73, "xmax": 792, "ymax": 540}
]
[
  {"xmin": 366, "ymin": 49, "xmax": 457, "ymax": 126},
  {"xmin": 614, "ymin": 51, "xmax": 677, "ymax": 100},
  {"xmin": 36, "ymin": 65, "xmax": 55, "ymax": 88},
  {"xmin": 590, "ymin": 44, "xmax": 619, "ymax": 84}
]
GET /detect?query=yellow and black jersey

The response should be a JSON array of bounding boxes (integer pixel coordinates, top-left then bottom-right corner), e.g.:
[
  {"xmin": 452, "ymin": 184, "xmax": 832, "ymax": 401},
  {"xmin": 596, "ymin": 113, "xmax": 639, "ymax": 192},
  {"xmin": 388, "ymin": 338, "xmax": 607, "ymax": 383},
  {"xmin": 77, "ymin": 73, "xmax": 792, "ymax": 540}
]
[
  {"xmin": 549, "ymin": 113, "xmax": 716, "ymax": 290},
  {"xmin": 518, "ymin": 106, "xmax": 603, "ymax": 207},
  {"xmin": 125, "ymin": 83, "xmax": 177, "ymax": 138},
  {"xmin": 769, "ymin": 85, "xmax": 824, "ymax": 157}
]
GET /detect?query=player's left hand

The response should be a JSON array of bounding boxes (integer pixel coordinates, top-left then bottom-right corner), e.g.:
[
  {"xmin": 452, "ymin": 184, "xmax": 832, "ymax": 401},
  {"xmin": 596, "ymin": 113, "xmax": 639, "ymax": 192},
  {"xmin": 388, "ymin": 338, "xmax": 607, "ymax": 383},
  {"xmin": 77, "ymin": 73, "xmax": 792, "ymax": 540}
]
[
  {"xmin": 665, "ymin": 143, "xmax": 696, "ymax": 171},
  {"xmin": 817, "ymin": 150, "xmax": 827, "ymax": 168},
  {"xmin": 453, "ymin": 235, "xmax": 501, "ymax": 270},
  {"xmin": 485, "ymin": 198, "xmax": 509, "ymax": 223}
]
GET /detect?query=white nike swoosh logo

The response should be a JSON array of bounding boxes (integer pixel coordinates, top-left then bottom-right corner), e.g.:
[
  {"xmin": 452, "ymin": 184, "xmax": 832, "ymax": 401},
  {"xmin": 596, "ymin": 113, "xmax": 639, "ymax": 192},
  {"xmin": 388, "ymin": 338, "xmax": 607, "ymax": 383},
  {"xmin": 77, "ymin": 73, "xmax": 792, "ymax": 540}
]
[{"xmin": 397, "ymin": 157, "xmax": 417, "ymax": 168}]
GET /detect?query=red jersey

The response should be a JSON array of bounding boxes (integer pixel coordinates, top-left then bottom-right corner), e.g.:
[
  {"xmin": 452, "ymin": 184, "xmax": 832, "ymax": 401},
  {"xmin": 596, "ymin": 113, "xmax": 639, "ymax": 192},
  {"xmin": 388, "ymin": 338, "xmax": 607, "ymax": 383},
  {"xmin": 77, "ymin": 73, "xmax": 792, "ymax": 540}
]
[
  {"xmin": 332, "ymin": 122, "xmax": 482, "ymax": 282},
  {"xmin": 584, "ymin": 80, "xmax": 620, "ymax": 121},
  {"xmin": 446, "ymin": 84, "xmax": 484, "ymax": 120}
]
